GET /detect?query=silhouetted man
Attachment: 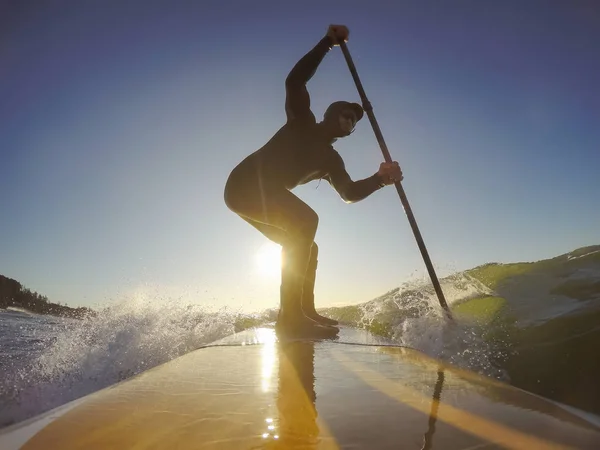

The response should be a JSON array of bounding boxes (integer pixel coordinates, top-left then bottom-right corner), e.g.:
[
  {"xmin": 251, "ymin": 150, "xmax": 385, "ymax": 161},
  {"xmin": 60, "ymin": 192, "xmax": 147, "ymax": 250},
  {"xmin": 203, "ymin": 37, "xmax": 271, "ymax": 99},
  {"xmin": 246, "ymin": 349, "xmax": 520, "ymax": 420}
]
[{"xmin": 224, "ymin": 25, "xmax": 402, "ymax": 339}]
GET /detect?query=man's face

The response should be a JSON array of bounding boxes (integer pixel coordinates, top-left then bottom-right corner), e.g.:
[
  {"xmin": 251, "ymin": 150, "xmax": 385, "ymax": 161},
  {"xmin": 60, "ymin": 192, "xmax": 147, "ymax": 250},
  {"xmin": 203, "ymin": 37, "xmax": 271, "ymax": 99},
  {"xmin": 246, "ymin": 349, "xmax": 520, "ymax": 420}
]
[{"xmin": 338, "ymin": 109, "xmax": 358, "ymax": 134}]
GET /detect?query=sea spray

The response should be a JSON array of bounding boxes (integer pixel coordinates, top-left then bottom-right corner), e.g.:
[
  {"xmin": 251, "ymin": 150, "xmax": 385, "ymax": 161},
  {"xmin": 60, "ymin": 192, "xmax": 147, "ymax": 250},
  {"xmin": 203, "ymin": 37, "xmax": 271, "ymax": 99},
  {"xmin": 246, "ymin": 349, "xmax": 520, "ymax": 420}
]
[
  {"xmin": 327, "ymin": 272, "xmax": 510, "ymax": 380},
  {"xmin": 0, "ymin": 295, "xmax": 262, "ymax": 428}
]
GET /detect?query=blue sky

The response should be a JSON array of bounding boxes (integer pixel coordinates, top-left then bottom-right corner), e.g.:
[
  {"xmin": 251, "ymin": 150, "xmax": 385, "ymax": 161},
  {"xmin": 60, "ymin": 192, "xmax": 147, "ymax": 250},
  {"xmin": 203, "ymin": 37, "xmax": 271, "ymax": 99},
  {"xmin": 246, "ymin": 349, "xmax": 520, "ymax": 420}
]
[{"xmin": 1, "ymin": 1, "xmax": 599, "ymax": 311}]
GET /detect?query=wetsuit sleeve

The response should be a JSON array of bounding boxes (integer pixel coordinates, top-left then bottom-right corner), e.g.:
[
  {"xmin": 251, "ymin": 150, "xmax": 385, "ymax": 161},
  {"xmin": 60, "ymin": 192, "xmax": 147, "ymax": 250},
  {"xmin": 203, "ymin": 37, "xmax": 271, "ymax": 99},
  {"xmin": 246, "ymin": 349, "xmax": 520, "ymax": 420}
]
[
  {"xmin": 285, "ymin": 36, "xmax": 334, "ymax": 122},
  {"xmin": 325, "ymin": 151, "xmax": 385, "ymax": 203}
]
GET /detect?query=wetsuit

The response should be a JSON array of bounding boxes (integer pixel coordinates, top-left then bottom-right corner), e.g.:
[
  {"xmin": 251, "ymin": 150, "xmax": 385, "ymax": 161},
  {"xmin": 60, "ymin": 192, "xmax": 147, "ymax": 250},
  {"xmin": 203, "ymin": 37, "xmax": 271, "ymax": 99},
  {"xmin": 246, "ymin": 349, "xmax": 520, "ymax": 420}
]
[{"xmin": 224, "ymin": 35, "xmax": 385, "ymax": 325}]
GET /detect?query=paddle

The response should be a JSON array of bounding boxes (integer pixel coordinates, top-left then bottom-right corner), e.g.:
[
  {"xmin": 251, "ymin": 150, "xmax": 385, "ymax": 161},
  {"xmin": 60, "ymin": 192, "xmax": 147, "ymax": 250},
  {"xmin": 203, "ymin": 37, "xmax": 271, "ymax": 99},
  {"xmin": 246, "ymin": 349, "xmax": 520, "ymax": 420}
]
[{"xmin": 338, "ymin": 40, "xmax": 453, "ymax": 321}]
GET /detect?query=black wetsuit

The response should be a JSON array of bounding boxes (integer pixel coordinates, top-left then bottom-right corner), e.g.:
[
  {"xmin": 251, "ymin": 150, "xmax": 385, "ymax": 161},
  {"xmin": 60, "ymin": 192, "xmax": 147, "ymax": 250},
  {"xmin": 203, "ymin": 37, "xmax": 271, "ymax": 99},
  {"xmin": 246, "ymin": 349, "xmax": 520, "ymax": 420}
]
[{"xmin": 224, "ymin": 35, "xmax": 384, "ymax": 318}]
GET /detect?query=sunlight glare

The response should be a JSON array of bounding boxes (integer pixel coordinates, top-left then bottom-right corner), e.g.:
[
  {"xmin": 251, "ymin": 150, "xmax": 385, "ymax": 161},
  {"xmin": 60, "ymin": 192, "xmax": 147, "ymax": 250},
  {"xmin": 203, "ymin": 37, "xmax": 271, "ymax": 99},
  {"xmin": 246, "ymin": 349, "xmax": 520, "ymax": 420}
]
[
  {"xmin": 255, "ymin": 242, "xmax": 282, "ymax": 277},
  {"xmin": 260, "ymin": 329, "xmax": 276, "ymax": 392}
]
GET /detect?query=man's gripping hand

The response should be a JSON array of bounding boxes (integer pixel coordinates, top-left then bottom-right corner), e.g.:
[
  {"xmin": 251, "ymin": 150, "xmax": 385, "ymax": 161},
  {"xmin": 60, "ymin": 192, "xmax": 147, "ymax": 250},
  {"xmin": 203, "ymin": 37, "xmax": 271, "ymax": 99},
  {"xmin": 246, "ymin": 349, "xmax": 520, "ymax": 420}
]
[
  {"xmin": 377, "ymin": 161, "xmax": 403, "ymax": 185},
  {"xmin": 327, "ymin": 24, "xmax": 349, "ymax": 46}
]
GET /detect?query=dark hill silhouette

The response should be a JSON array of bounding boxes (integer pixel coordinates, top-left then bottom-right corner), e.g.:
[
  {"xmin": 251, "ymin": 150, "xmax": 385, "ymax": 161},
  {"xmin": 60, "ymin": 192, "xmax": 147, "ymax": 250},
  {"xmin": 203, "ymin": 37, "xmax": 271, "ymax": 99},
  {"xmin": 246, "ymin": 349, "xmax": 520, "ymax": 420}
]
[{"xmin": 0, "ymin": 274, "xmax": 94, "ymax": 319}]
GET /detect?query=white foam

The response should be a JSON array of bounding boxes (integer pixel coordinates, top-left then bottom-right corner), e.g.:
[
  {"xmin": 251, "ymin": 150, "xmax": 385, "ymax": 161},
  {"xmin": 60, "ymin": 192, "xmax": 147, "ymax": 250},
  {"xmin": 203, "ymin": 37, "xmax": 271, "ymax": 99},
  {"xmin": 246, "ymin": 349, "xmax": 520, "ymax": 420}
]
[
  {"xmin": 0, "ymin": 296, "xmax": 245, "ymax": 428},
  {"xmin": 567, "ymin": 250, "xmax": 600, "ymax": 261},
  {"xmin": 355, "ymin": 274, "xmax": 509, "ymax": 381}
]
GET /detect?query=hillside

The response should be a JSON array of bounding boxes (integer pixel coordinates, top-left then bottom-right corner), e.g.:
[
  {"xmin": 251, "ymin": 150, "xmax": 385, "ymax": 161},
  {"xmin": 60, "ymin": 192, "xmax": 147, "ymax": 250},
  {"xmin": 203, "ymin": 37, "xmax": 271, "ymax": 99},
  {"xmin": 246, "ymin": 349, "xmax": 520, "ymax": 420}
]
[{"xmin": 0, "ymin": 274, "xmax": 94, "ymax": 319}]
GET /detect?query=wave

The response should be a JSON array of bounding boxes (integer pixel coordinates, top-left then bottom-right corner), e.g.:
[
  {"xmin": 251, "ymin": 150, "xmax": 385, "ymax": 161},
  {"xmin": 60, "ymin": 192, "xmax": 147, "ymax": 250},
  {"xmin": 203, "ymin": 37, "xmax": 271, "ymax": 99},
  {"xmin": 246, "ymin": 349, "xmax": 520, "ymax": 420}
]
[
  {"xmin": 325, "ymin": 273, "xmax": 510, "ymax": 380},
  {"xmin": 0, "ymin": 296, "xmax": 268, "ymax": 428}
]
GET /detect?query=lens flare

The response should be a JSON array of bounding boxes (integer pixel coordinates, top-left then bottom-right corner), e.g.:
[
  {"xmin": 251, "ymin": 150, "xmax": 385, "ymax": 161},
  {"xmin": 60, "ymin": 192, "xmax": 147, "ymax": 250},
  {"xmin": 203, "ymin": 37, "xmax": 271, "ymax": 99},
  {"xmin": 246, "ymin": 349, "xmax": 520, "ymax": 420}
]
[{"xmin": 255, "ymin": 242, "xmax": 282, "ymax": 278}]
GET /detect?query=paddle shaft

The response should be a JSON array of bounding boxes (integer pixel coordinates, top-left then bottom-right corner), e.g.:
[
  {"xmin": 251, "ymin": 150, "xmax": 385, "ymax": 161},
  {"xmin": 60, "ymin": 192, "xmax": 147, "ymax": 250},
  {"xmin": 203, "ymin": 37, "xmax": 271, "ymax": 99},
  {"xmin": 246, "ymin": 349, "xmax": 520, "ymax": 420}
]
[{"xmin": 338, "ymin": 40, "xmax": 452, "ymax": 319}]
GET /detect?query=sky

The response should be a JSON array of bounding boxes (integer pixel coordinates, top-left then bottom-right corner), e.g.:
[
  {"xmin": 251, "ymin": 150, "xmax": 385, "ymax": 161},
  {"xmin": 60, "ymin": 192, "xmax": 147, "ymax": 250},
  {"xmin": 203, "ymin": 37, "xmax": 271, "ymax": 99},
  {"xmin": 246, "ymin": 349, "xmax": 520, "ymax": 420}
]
[{"xmin": 1, "ymin": 1, "xmax": 599, "ymax": 312}]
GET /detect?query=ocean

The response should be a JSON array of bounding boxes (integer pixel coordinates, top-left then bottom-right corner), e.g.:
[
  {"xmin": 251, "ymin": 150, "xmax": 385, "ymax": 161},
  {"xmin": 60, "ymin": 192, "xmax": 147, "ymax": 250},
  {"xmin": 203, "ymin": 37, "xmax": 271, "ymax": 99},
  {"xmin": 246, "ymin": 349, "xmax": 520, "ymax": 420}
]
[{"xmin": 1, "ymin": 247, "xmax": 599, "ymax": 428}]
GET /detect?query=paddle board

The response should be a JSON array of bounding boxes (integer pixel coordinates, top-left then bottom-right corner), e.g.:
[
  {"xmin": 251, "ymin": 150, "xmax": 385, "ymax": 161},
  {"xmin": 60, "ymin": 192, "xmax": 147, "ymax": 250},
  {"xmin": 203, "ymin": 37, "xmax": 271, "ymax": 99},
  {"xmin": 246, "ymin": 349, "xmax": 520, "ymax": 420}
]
[{"xmin": 1, "ymin": 325, "xmax": 600, "ymax": 449}]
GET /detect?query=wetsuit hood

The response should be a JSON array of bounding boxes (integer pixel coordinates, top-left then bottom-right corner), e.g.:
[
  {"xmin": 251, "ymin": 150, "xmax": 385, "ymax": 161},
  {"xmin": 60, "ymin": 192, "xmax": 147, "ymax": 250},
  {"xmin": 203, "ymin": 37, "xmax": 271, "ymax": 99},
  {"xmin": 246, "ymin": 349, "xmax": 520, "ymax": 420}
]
[
  {"xmin": 322, "ymin": 101, "xmax": 364, "ymax": 138},
  {"xmin": 324, "ymin": 101, "xmax": 364, "ymax": 122}
]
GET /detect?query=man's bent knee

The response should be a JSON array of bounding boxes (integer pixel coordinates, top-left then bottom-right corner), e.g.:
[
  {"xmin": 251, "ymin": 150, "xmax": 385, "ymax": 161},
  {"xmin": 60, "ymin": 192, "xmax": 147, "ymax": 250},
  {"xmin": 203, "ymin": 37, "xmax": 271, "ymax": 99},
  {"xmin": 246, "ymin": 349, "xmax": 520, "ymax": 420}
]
[
  {"xmin": 310, "ymin": 242, "xmax": 318, "ymax": 260},
  {"xmin": 292, "ymin": 211, "xmax": 318, "ymax": 243}
]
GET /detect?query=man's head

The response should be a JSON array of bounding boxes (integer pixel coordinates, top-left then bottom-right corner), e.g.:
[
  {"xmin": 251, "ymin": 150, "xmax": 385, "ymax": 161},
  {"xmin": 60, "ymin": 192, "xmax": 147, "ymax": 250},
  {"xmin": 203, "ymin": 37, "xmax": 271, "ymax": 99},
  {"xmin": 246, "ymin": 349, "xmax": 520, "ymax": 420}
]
[{"xmin": 321, "ymin": 101, "xmax": 364, "ymax": 139}]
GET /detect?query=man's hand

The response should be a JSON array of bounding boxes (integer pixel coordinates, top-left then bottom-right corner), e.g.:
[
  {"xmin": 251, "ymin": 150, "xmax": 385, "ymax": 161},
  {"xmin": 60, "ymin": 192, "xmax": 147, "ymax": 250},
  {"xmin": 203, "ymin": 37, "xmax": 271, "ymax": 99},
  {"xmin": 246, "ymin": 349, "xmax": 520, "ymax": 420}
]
[
  {"xmin": 377, "ymin": 161, "xmax": 403, "ymax": 185},
  {"xmin": 327, "ymin": 24, "xmax": 349, "ymax": 46}
]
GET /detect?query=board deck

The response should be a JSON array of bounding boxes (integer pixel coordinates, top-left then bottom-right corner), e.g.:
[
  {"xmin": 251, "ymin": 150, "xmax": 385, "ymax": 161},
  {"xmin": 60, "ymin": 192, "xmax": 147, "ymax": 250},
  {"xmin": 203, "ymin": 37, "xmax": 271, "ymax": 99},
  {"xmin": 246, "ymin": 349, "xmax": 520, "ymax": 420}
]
[
  {"xmin": 210, "ymin": 324, "xmax": 396, "ymax": 346},
  {"xmin": 1, "ymin": 326, "xmax": 600, "ymax": 449}
]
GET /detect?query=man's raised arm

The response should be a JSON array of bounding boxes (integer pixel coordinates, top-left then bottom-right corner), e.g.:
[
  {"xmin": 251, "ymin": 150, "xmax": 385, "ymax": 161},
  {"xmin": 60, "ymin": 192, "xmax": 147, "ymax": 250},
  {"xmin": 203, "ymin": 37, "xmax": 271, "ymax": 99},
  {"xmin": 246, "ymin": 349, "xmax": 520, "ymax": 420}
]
[{"xmin": 285, "ymin": 35, "xmax": 334, "ymax": 121}]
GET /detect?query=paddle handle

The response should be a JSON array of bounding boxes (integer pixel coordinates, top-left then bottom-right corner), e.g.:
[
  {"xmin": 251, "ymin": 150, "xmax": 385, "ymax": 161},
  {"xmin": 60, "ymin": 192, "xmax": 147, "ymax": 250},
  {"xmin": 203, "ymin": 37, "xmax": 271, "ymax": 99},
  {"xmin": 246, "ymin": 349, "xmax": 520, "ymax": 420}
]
[{"xmin": 338, "ymin": 40, "xmax": 452, "ymax": 320}]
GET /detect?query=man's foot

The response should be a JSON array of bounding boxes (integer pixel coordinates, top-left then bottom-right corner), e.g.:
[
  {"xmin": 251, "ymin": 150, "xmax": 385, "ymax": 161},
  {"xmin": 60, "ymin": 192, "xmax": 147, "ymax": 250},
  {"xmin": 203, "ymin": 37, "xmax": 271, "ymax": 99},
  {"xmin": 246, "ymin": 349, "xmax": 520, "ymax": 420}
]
[
  {"xmin": 304, "ymin": 310, "xmax": 339, "ymax": 326},
  {"xmin": 275, "ymin": 314, "xmax": 339, "ymax": 340}
]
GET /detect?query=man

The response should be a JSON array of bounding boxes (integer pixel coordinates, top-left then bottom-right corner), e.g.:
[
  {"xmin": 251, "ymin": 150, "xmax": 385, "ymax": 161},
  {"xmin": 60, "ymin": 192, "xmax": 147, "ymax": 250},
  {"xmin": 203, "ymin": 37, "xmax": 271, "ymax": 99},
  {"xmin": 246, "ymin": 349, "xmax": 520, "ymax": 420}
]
[{"xmin": 224, "ymin": 25, "xmax": 403, "ymax": 339}]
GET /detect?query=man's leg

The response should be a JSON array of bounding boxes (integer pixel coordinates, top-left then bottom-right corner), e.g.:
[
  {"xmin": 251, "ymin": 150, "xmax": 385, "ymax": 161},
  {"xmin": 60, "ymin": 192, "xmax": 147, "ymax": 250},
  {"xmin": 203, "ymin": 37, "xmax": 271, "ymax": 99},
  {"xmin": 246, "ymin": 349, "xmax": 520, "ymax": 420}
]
[
  {"xmin": 240, "ymin": 217, "xmax": 309, "ymax": 320},
  {"xmin": 226, "ymin": 185, "xmax": 338, "ymax": 338},
  {"xmin": 301, "ymin": 243, "xmax": 339, "ymax": 326}
]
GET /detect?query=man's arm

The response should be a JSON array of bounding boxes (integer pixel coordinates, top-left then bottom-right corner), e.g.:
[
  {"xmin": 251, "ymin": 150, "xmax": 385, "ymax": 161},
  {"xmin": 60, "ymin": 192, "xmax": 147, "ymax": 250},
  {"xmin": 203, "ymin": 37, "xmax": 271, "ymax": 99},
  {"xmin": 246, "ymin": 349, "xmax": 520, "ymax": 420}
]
[
  {"xmin": 325, "ymin": 151, "xmax": 385, "ymax": 203},
  {"xmin": 285, "ymin": 36, "xmax": 334, "ymax": 122}
]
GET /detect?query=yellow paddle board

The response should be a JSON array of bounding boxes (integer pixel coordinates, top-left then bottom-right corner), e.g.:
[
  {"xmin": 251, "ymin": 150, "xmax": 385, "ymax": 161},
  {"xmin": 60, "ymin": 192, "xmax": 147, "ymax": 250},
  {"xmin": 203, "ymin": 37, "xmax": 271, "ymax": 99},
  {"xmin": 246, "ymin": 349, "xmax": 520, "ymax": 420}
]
[{"xmin": 1, "ymin": 326, "xmax": 599, "ymax": 449}]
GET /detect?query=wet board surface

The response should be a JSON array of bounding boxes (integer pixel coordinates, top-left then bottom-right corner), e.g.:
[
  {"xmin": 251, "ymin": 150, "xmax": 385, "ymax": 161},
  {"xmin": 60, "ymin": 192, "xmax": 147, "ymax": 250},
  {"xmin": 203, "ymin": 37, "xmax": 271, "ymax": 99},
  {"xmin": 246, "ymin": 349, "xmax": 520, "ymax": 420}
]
[
  {"xmin": 1, "ymin": 326, "xmax": 600, "ymax": 449},
  {"xmin": 211, "ymin": 323, "xmax": 397, "ymax": 346}
]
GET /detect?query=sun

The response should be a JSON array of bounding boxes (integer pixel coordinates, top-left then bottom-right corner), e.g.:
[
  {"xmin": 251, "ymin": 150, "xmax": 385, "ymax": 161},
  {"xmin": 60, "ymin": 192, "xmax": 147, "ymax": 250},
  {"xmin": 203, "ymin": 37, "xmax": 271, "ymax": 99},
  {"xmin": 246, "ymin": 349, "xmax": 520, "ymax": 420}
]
[{"xmin": 255, "ymin": 242, "xmax": 282, "ymax": 277}]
